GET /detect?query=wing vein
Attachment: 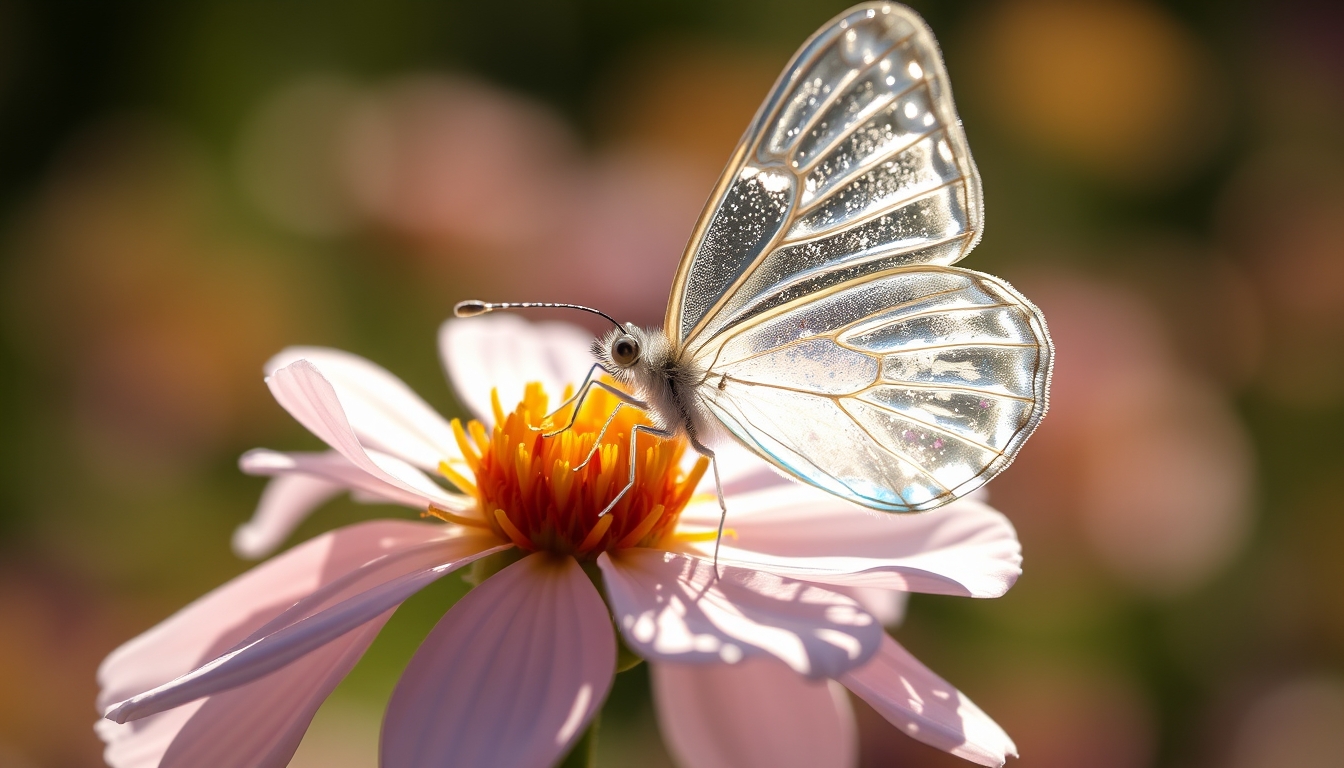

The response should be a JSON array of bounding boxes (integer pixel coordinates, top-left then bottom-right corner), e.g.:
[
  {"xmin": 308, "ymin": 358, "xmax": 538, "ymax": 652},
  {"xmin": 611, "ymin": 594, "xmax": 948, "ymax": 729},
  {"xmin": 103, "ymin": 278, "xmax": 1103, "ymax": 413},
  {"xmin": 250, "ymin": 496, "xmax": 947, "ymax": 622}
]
[
  {"xmin": 688, "ymin": 270, "xmax": 972, "ymax": 362},
  {"xmin": 866, "ymin": 380, "xmax": 1035, "ymax": 403},
  {"xmin": 846, "ymin": 395, "xmax": 1004, "ymax": 454},
  {"xmin": 844, "ymin": 340, "xmax": 1038, "ymax": 355},
  {"xmin": 704, "ymin": 284, "xmax": 973, "ymax": 367},
  {"xmin": 837, "ymin": 302, "xmax": 1018, "ymax": 337},
  {"xmin": 791, "ymin": 77, "xmax": 927, "ymax": 176},
  {"xmin": 785, "ymin": 32, "xmax": 916, "ymax": 159},
  {"xmin": 785, "ymin": 173, "xmax": 965, "ymax": 239},
  {"xmin": 836, "ymin": 399, "xmax": 951, "ymax": 493}
]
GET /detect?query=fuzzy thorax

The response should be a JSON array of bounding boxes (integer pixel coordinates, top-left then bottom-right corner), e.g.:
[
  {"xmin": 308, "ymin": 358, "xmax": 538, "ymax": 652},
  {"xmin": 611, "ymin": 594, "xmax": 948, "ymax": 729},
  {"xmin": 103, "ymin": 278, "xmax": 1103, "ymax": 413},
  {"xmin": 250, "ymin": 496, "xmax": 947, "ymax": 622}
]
[{"xmin": 593, "ymin": 325, "xmax": 718, "ymax": 447}]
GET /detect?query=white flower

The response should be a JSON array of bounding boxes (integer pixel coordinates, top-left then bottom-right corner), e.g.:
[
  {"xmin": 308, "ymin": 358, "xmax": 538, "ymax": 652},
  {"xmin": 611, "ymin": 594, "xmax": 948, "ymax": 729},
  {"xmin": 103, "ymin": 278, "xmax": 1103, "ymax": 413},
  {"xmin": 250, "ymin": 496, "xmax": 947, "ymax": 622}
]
[{"xmin": 97, "ymin": 314, "xmax": 1021, "ymax": 768}]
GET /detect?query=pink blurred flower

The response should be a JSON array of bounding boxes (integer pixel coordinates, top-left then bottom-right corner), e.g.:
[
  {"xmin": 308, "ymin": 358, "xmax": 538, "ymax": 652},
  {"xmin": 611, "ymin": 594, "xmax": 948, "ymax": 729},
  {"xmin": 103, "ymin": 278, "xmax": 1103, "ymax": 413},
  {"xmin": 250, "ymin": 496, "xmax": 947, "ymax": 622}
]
[
  {"xmin": 97, "ymin": 316, "xmax": 1022, "ymax": 767},
  {"xmin": 993, "ymin": 273, "xmax": 1253, "ymax": 596}
]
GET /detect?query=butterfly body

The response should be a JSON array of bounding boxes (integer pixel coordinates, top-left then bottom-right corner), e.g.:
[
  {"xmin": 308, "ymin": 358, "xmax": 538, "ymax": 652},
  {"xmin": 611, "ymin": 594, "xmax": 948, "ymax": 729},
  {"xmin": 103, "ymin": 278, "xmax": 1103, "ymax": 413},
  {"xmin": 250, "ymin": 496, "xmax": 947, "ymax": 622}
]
[{"xmin": 593, "ymin": 324, "xmax": 720, "ymax": 453}]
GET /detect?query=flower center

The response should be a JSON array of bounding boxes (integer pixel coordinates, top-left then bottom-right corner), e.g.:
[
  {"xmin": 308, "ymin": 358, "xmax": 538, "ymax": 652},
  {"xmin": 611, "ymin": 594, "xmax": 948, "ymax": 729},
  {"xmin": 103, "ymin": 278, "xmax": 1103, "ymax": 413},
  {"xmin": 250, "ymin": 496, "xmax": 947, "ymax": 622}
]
[{"xmin": 435, "ymin": 381, "xmax": 708, "ymax": 559}]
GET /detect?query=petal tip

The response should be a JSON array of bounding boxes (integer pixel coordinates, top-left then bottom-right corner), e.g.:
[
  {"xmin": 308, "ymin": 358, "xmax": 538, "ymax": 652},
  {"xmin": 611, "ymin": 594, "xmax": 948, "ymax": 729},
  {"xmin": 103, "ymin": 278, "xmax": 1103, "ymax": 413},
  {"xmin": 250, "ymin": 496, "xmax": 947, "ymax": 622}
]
[{"xmin": 231, "ymin": 524, "xmax": 269, "ymax": 560}]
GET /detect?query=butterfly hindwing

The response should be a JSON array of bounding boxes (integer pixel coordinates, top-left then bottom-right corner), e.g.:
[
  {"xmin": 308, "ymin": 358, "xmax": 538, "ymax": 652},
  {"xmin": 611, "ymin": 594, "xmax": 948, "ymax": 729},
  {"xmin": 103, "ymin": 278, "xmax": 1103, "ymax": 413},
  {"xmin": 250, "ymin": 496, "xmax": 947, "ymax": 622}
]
[{"xmin": 698, "ymin": 266, "xmax": 1051, "ymax": 512}]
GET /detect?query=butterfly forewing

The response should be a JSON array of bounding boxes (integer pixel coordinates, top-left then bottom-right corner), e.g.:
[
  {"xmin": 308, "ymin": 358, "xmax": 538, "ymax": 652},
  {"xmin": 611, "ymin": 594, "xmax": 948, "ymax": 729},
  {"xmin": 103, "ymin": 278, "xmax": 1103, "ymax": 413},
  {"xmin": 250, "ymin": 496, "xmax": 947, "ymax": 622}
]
[
  {"xmin": 699, "ymin": 267, "xmax": 1051, "ymax": 512},
  {"xmin": 666, "ymin": 2, "xmax": 984, "ymax": 352}
]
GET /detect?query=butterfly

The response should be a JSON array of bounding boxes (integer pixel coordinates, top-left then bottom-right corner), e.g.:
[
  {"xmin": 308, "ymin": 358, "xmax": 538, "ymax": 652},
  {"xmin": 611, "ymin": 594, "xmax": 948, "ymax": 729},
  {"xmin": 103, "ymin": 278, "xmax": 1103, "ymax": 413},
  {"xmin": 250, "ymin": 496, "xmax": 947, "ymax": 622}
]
[{"xmin": 456, "ymin": 2, "xmax": 1053, "ymax": 531}]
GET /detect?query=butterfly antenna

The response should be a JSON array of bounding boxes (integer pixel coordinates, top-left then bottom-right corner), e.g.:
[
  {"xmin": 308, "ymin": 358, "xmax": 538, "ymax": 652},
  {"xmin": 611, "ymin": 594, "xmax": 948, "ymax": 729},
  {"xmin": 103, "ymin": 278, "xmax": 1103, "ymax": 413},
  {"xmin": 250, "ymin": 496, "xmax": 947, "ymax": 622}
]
[{"xmin": 454, "ymin": 300, "xmax": 623, "ymax": 331}]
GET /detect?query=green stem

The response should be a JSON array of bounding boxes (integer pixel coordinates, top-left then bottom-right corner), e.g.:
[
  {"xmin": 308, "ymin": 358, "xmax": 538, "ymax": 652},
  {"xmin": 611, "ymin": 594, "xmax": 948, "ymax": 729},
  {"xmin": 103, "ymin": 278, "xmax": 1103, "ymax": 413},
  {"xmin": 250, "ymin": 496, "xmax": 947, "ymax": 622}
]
[{"xmin": 557, "ymin": 712, "xmax": 599, "ymax": 768}]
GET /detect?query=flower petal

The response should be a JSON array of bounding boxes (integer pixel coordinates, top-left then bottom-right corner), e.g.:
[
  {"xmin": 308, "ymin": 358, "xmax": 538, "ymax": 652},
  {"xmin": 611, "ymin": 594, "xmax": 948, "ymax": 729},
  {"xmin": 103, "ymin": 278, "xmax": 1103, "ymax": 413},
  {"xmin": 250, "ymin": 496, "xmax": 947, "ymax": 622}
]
[
  {"xmin": 382, "ymin": 552, "xmax": 614, "ymax": 768},
  {"xmin": 678, "ymin": 487, "xmax": 1021, "ymax": 598},
  {"xmin": 266, "ymin": 346, "xmax": 460, "ymax": 470},
  {"xmin": 834, "ymin": 586, "xmax": 908, "ymax": 628},
  {"xmin": 651, "ymin": 658, "xmax": 856, "ymax": 768},
  {"xmin": 234, "ymin": 448, "xmax": 481, "ymax": 559},
  {"xmin": 239, "ymin": 448, "xmax": 476, "ymax": 515},
  {"xmin": 439, "ymin": 314, "xmax": 595, "ymax": 426},
  {"xmin": 598, "ymin": 549, "xmax": 881, "ymax": 679},
  {"xmin": 98, "ymin": 620, "xmax": 384, "ymax": 768},
  {"xmin": 840, "ymin": 635, "xmax": 1017, "ymax": 767},
  {"xmin": 104, "ymin": 531, "xmax": 506, "ymax": 724},
  {"xmin": 265, "ymin": 360, "xmax": 464, "ymax": 509},
  {"xmin": 98, "ymin": 519, "xmax": 448, "ymax": 711},
  {"xmin": 232, "ymin": 469, "xmax": 345, "ymax": 559}
]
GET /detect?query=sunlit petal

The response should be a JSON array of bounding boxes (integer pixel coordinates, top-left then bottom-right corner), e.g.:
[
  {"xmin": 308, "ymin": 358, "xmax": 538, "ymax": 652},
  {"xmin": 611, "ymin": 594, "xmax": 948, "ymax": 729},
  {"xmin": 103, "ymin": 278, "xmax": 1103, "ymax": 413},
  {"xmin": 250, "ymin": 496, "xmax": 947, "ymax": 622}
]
[
  {"xmin": 231, "ymin": 469, "xmax": 345, "ymax": 559},
  {"xmin": 105, "ymin": 532, "xmax": 505, "ymax": 723},
  {"xmin": 98, "ymin": 621, "xmax": 383, "ymax": 768},
  {"xmin": 439, "ymin": 314, "xmax": 595, "ymax": 426},
  {"xmin": 382, "ymin": 553, "xmax": 614, "ymax": 768},
  {"xmin": 651, "ymin": 658, "xmax": 856, "ymax": 768},
  {"xmin": 599, "ymin": 549, "xmax": 881, "ymax": 679},
  {"xmin": 265, "ymin": 360, "xmax": 462, "ymax": 507},
  {"xmin": 266, "ymin": 346, "xmax": 461, "ymax": 470},
  {"xmin": 98, "ymin": 519, "xmax": 447, "ymax": 711},
  {"xmin": 840, "ymin": 635, "xmax": 1016, "ymax": 767},
  {"xmin": 679, "ymin": 487, "xmax": 1020, "ymax": 598}
]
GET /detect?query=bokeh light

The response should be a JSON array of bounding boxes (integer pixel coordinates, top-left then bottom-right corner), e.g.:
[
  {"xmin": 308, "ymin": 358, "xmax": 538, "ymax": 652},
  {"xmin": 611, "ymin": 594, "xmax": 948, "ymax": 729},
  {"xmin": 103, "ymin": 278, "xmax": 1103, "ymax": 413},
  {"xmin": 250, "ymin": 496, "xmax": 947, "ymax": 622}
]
[{"xmin": 960, "ymin": 0, "xmax": 1228, "ymax": 187}]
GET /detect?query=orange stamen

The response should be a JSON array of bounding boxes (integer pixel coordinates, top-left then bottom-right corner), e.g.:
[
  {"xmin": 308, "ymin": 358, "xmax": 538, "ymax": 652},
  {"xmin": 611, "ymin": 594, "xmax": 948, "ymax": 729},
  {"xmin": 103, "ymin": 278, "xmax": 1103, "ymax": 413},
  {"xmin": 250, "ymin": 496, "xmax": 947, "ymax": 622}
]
[
  {"xmin": 449, "ymin": 379, "xmax": 703, "ymax": 559},
  {"xmin": 617, "ymin": 504, "xmax": 666, "ymax": 549},
  {"xmin": 493, "ymin": 508, "xmax": 534, "ymax": 550},
  {"xmin": 576, "ymin": 514, "xmax": 614, "ymax": 554},
  {"xmin": 423, "ymin": 504, "xmax": 491, "ymax": 528},
  {"xmin": 438, "ymin": 461, "xmax": 478, "ymax": 496}
]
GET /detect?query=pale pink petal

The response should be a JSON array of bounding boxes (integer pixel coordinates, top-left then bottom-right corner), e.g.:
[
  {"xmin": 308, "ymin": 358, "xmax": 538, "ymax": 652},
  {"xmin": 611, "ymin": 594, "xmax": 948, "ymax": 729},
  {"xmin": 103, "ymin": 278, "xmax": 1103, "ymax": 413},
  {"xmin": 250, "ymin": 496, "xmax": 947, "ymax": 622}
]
[
  {"xmin": 97, "ymin": 704, "xmax": 198, "ymax": 768},
  {"xmin": 266, "ymin": 346, "xmax": 460, "ymax": 470},
  {"xmin": 382, "ymin": 552, "xmax": 614, "ymax": 768},
  {"xmin": 439, "ymin": 314, "xmax": 595, "ymax": 425},
  {"xmin": 239, "ymin": 448, "xmax": 475, "ymax": 514},
  {"xmin": 651, "ymin": 658, "xmax": 856, "ymax": 768},
  {"xmin": 840, "ymin": 635, "xmax": 1017, "ymax": 767},
  {"xmin": 265, "ymin": 361, "xmax": 467, "ymax": 509},
  {"xmin": 835, "ymin": 586, "xmax": 908, "ymax": 627},
  {"xmin": 98, "ymin": 519, "xmax": 447, "ymax": 711},
  {"xmin": 232, "ymin": 470, "xmax": 344, "ymax": 559},
  {"xmin": 105, "ymin": 532, "xmax": 507, "ymax": 723},
  {"xmin": 597, "ymin": 549, "xmax": 881, "ymax": 679},
  {"xmin": 678, "ymin": 487, "xmax": 1021, "ymax": 598},
  {"xmin": 98, "ymin": 620, "xmax": 384, "ymax": 768},
  {"xmin": 234, "ymin": 448, "xmax": 479, "ymax": 559}
]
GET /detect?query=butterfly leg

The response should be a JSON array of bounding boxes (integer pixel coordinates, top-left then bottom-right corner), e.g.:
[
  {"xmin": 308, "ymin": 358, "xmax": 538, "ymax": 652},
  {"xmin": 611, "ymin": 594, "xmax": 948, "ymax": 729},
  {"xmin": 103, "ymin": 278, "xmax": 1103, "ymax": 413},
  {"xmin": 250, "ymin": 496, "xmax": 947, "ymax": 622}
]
[
  {"xmin": 542, "ymin": 363, "xmax": 604, "ymax": 430},
  {"xmin": 597, "ymin": 424, "xmax": 675, "ymax": 518},
  {"xmin": 689, "ymin": 439, "xmax": 729, "ymax": 580},
  {"xmin": 572, "ymin": 402, "xmax": 624, "ymax": 471},
  {"xmin": 542, "ymin": 365, "xmax": 648, "ymax": 439}
]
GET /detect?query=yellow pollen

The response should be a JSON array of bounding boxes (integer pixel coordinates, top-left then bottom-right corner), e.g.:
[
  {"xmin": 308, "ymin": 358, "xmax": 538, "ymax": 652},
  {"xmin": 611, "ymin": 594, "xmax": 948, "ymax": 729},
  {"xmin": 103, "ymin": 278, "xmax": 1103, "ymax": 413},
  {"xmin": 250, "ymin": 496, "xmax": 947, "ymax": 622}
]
[
  {"xmin": 450, "ymin": 381, "xmax": 708, "ymax": 559},
  {"xmin": 422, "ymin": 504, "xmax": 491, "ymax": 529},
  {"xmin": 437, "ymin": 461, "xmax": 477, "ymax": 496},
  {"xmin": 672, "ymin": 528, "xmax": 737, "ymax": 543}
]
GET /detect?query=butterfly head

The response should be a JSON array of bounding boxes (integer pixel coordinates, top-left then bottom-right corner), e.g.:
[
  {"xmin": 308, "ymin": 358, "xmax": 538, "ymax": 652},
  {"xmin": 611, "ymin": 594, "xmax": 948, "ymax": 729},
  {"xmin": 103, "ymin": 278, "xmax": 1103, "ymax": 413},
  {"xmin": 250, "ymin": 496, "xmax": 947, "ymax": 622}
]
[
  {"xmin": 594, "ymin": 322, "xmax": 649, "ymax": 379},
  {"xmin": 611, "ymin": 324, "xmax": 642, "ymax": 367}
]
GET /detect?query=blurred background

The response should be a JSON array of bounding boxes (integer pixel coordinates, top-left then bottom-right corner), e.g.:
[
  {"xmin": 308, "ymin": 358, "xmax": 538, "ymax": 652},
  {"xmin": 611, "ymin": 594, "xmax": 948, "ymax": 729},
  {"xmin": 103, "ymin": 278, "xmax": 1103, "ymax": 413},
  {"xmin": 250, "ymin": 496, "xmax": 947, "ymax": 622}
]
[{"xmin": 0, "ymin": 0, "xmax": 1341, "ymax": 765}]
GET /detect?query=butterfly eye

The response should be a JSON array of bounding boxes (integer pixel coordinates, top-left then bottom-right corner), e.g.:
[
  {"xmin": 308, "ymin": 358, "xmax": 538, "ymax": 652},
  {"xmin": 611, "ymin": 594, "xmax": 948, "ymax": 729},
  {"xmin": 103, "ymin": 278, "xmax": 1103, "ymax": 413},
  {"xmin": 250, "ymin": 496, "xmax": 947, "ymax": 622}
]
[{"xmin": 611, "ymin": 335, "xmax": 641, "ymax": 366}]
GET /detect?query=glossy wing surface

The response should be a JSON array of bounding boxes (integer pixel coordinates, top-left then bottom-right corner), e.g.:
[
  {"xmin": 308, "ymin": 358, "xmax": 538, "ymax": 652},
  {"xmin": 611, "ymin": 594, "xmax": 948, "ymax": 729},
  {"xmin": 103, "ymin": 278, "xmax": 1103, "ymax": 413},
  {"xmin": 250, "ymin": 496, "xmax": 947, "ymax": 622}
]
[
  {"xmin": 698, "ymin": 266, "xmax": 1051, "ymax": 512},
  {"xmin": 666, "ymin": 2, "xmax": 983, "ymax": 352}
]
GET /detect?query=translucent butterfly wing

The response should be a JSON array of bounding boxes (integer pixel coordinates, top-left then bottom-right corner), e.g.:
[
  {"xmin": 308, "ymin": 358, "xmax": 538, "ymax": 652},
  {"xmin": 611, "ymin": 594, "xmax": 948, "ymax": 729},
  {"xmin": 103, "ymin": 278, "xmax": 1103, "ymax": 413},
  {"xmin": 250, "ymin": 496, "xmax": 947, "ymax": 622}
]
[
  {"xmin": 664, "ymin": 3, "xmax": 1052, "ymax": 512},
  {"xmin": 665, "ymin": 2, "xmax": 984, "ymax": 352},
  {"xmin": 699, "ymin": 266, "xmax": 1051, "ymax": 512}
]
